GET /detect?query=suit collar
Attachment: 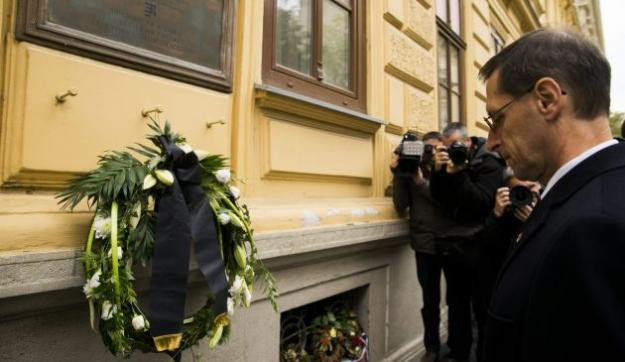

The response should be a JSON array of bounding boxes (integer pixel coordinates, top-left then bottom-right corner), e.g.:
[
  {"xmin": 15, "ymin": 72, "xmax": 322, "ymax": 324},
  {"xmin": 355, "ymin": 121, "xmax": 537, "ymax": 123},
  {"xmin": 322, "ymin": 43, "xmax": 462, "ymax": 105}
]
[
  {"xmin": 494, "ymin": 140, "xmax": 625, "ymax": 287},
  {"xmin": 543, "ymin": 140, "xmax": 625, "ymax": 208}
]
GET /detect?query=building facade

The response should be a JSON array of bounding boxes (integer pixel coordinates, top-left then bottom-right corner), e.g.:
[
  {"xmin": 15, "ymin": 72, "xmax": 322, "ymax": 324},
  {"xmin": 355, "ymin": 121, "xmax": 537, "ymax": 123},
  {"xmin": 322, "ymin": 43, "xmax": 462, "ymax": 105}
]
[{"xmin": 0, "ymin": 0, "xmax": 602, "ymax": 361}]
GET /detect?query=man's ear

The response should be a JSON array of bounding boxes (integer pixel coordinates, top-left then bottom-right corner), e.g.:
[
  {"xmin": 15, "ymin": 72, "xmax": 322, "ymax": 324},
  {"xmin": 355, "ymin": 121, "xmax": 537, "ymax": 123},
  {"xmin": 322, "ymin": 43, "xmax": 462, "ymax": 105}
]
[{"xmin": 534, "ymin": 77, "xmax": 564, "ymax": 121}]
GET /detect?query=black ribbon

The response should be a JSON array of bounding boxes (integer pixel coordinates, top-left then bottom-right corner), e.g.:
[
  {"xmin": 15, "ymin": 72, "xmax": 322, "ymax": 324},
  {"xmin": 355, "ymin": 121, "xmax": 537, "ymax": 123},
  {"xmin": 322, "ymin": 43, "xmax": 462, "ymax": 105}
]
[{"xmin": 149, "ymin": 136, "xmax": 228, "ymax": 340}]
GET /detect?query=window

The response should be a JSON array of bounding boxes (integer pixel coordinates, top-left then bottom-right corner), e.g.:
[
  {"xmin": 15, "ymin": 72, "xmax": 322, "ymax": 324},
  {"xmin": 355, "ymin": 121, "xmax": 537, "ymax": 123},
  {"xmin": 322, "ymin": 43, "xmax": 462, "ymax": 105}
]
[
  {"xmin": 436, "ymin": 0, "xmax": 465, "ymax": 129},
  {"xmin": 263, "ymin": 0, "xmax": 366, "ymax": 112},
  {"xmin": 16, "ymin": 0, "xmax": 235, "ymax": 92}
]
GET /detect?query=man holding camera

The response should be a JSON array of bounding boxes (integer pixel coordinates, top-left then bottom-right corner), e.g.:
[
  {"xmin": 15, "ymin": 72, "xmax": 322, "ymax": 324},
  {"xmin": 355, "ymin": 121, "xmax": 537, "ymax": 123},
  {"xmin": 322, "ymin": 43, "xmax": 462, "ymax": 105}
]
[
  {"xmin": 479, "ymin": 29, "xmax": 625, "ymax": 362},
  {"xmin": 426, "ymin": 122, "xmax": 505, "ymax": 362},
  {"xmin": 392, "ymin": 131, "xmax": 447, "ymax": 362},
  {"xmin": 472, "ymin": 168, "xmax": 540, "ymax": 361},
  {"xmin": 392, "ymin": 126, "xmax": 502, "ymax": 362}
]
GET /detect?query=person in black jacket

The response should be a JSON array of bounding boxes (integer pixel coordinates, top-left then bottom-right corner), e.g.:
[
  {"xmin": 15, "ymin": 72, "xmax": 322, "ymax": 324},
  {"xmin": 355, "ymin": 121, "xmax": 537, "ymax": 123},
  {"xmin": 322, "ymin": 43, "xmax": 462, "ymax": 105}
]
[
  {"xmin": 393, "ymin": 131, "xmax": 482, "ymax": 362},
  {"xmin": 480, "ymin": 29, "xmax": 625, "ymax": 362},
  {"xmin": 427, "ymin": 122, "xmax": 506, "ymax": 362},
  {"xmin": 472, "ymin": 168, "xmax": 541, "ymax": 362}
]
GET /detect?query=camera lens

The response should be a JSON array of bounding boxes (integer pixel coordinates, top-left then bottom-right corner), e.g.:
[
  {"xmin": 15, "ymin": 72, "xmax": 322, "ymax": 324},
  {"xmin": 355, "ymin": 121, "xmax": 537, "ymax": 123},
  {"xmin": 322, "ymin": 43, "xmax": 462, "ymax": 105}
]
[
  {"xmin": 509, "ymin": 185, "xmax": 533, "ymax": 209},
  {"xmin": 448, "ymin": 141, "xmax": 468, "ymax": 165}
]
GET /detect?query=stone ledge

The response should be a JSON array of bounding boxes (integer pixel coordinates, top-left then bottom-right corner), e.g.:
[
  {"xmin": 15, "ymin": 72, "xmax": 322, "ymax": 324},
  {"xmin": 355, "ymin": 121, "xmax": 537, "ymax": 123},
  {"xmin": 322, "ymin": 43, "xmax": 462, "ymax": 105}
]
[{"xmin": 0, "ymin": 220, "xmax": 409, "ymax": 299}]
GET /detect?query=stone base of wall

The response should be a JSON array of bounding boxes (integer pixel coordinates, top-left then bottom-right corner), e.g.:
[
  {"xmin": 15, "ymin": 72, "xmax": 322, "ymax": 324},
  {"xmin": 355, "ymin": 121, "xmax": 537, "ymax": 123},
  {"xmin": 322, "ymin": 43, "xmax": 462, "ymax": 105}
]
[{"xmin": 0, "ymin": 220, "xmax": 443, "ymax": 361}]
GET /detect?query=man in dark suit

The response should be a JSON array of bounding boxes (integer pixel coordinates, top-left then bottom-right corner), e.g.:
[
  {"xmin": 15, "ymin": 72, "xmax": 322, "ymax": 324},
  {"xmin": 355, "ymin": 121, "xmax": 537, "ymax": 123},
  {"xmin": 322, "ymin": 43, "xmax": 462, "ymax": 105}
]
[{"xmin": 478, "ymin": 29, "xmax": 625, "ymax": 361}]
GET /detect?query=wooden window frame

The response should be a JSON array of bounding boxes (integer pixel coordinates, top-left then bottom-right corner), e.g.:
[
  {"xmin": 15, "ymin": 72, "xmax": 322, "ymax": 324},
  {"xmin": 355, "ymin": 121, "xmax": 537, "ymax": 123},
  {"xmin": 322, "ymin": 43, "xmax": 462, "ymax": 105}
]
[
  {"xmin": 16, "ymin": 0, "xmax": 236, "ymax": 92},
  {"xmin": 436, "ymin": 0, "xmax": 465, "ymax": 129},
  {"xmin": 262, "ymin": 0, "xmax": 366, "ymax": 112}
]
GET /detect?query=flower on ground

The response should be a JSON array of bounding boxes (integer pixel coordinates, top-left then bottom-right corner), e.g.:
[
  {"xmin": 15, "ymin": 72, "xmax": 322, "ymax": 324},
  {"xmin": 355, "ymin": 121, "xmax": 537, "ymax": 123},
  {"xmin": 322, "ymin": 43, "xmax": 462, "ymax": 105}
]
[
  {"xmin": 101, "ymin": 300, "xmax": 116, "ymax": 320},
  {"xmin": 93, "ymin": 214, "xmax": 112, "ymax": 239},
  {"xmin": 215, "ymin": 169, "xmax": 231, "ymax": 184}
]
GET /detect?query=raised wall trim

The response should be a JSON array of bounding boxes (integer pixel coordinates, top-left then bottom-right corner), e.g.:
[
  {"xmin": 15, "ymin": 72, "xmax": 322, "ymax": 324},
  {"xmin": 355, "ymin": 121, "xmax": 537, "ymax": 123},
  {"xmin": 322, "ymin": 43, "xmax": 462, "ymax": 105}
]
[
  {"xmin": 0, "ymin": 220, "xmax": 409, "ymax": 300},
  {"xmin": 255, "ymin": 84, "xmax": 386, "ymax": 134}
]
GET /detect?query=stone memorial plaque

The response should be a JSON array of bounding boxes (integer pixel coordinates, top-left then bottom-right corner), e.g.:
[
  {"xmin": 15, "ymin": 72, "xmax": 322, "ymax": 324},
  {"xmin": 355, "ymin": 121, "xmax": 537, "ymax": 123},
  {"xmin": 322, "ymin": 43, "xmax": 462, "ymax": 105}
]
[{"xmin": 17, "ymin": 0, "xmax": 235, "ymax": 91}]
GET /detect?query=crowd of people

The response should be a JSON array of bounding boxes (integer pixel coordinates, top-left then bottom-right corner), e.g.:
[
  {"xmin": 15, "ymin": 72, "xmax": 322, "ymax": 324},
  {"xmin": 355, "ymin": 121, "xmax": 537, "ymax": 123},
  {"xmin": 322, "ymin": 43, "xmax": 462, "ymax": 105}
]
[{"xmin": 390, "ymin": 29, "xmax": 625, "ymax": 362}]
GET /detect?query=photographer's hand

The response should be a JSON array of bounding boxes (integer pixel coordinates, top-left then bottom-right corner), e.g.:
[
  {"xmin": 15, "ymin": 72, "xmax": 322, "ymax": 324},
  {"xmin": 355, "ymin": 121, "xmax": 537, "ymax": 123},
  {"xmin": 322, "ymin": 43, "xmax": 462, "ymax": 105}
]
[
  {"xmin": 390, "ymin": 154, "xmax": 399, "ymax": 170},
  {"xmin": 434, "ymin": 146, "xmax": 449, "ymax": 172},
  {"xmin": 413, "ymin": 167, "xmax": 425, "ymax": 186},
  {"xmin": 513, "ymin": 204, "xmax": 533, "ymax": 222},
  {"xmin": 494, "ymin": 187, "xmax": 510, "ymax": 218}
]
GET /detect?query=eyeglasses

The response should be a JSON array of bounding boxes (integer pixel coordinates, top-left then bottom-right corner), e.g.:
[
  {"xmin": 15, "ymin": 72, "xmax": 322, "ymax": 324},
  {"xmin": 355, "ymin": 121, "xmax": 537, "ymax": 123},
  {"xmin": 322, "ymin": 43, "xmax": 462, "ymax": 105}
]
[{"xmin": 482, "ymin": 85, "xmax": 567, "ymax": 132}]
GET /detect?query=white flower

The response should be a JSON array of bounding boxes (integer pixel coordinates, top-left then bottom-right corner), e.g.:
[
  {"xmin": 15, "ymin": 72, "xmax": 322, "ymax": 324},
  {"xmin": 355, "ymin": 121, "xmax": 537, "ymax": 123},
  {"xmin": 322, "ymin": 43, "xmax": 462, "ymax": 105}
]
[
  {"xmin": 215, "ymin": 169, "xmax": 231, "ymax": 184},
  {"xmin": 107, "ymin": 246, "xmax": 123, "ymax": 260},
  {"xmin": 142, "ymin": 174, "xmax": 157, "ymax": 190},
  {"xmin": 154, "ymin": 169, "xmax": 174, "ymax": 186},
  {"xmin": 227, "ymin": 297, "xmax": 235, "ymax": 317},
  {"xmin": 101, "ymin": 300, "xmax": 116, "ymax": 320},
  {"xmin": 229, "ymin": 186, "xmax": 241, "ymax": 199},
  {"xmin": 129, "ymin": 202, "xmax": 141, "ymax": 230},
  {"xmin": 243, "ymin": 283, "xmax": 252, "ymax": 308},
  {"xmin": 245, "ymin": 264, "xmax": 255, "ymax": 280},
  {"xmin": 218, "ymin": 212, "xmax": 231, "ymax": 225},
  {"xmin": 176, "ymin": 142, "xmax": 193, "ymax": 154},
  {"xmin": 93, "ymin": 214, "xmax": 112, "ymax": 239},
  {"xmin": 147, "ymin": 156, "xmax": 162, "ymax": 170},
  {"xmin": 194, "ymin": 149, "xmax": 209, "ymax": 161},
  {"xmin": 228, "ymin": 212, "xmax": 244, "ymax": 228},
  {"xmin": 132, "ymin": 315, "xmax": 146, "ymax": 331},
  {"xmin": 83, "ymin": 269, "xmax": 102, "ymax": 297},
  {"xmin": 229, "ymin": 275, "xmax": 243, "ymax": 295}
]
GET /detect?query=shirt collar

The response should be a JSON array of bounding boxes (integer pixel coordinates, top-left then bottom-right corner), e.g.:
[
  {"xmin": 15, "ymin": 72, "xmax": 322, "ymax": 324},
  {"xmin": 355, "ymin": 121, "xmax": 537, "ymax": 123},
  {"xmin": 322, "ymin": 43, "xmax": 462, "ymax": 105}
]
[{"xmin": 541, "ymin": 139, "xmax": 618, "ymax": 198}]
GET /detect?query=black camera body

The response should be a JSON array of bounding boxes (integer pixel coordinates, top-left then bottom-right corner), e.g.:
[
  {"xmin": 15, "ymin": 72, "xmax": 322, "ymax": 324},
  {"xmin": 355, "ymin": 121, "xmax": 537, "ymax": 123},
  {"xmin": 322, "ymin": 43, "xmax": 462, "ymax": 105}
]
[
  {"xmin": 445, "ymin": 141, "xmax": 469, "ymax": 165},
  {"xmin": 505, "ymin": 185, "xmax": 534, "ymax": 213},
  {"xmin": 395, "ymin": 132, "xmax": 424, "ymax": 174}
]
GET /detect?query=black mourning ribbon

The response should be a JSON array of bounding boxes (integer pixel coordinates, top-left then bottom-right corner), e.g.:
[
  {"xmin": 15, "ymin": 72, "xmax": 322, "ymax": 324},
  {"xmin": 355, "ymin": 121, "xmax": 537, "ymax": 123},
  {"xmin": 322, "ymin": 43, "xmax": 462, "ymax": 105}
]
[{"xmin": 150, "ymin": 136, "xmax": 228, "ymax": 341}]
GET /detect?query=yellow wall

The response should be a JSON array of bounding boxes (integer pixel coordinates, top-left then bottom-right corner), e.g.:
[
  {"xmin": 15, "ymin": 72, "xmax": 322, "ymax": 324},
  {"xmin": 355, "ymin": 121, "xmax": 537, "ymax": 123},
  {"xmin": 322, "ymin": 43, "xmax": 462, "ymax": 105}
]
[{"xmin": 0, "ymin": 0, "xmax": 593, "ymax": 252}]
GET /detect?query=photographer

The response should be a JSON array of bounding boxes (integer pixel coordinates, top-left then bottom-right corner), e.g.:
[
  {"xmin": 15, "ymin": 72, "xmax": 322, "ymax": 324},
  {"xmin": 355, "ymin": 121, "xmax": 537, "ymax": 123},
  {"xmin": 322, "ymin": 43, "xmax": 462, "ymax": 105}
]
[
  {"xmin": 392, "ymin": 131, "xmax": 474, "ymax": 362},
  {"xmin": 426, "ymin": 122, "xmax": 506, "ymax": 362},
  {"xmin": 430, "ymin": 123, "xmax": 506, "ymax": 223},
  {"xmin": 472, "ymin": 169, "xmax": 541, "ymax": 361}
]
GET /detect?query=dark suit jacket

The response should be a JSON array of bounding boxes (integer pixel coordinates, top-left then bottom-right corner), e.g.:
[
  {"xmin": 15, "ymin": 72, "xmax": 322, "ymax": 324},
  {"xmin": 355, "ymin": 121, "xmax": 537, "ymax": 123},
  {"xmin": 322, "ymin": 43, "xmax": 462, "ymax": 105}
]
[{"xmin": 483, "ymin": 140, "xmax": 625, "ymax": 362}]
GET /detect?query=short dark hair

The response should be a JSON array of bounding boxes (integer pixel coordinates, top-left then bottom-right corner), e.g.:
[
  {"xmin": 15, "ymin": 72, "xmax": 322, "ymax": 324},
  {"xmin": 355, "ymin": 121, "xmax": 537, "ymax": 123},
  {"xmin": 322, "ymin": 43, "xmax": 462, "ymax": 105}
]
[
  {"xmin": 479, "ymin": 29, "xmax": 610, "ymax": 119},
  {"xmin": 621, "ymin": 119, "xmax": 625, "ymax": 138},
  {"xmin": 423, "ymin": 131, "xmax": 442, "ymax": 142},
  {"xmin": 442, "ymin": 122, "xmax": 468, "ymax": 139}
]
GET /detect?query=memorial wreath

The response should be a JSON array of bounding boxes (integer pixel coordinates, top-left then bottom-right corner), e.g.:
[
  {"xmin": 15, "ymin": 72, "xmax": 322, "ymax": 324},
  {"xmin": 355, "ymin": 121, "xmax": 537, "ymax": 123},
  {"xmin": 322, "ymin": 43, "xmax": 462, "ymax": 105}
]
[{"xmin": 57, "ymin": 121, "xmax": 278, "ymax": 358}]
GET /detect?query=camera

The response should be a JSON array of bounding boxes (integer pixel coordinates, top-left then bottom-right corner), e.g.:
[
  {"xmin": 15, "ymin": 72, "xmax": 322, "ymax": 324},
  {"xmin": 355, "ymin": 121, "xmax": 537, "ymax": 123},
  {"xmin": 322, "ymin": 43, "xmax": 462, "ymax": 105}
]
[
  {"xmin": 445, "ymin": 141, "xmax": 469, "ymax": 165},
  {"xmin": 506, "ymin": 185, "xmax": 534, "ymax": 213},
  {"xmin": 394, "ymin": 131, "xmax": 424, "ymax": 174}
]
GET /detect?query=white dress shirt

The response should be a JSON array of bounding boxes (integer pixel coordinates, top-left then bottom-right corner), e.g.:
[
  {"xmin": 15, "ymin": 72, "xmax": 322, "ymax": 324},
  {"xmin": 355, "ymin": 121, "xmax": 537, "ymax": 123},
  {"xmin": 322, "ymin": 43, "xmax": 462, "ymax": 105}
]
[{"xmin": 541, "ymin": 139, "xmax": 618, "ymax": 198}]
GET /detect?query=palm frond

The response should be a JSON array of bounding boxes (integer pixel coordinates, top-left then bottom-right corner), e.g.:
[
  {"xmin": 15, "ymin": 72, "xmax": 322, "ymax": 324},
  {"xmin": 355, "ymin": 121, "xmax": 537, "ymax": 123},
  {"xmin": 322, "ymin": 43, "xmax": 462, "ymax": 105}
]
[{"xmin": 56, "ymin": 152, "xmax": 147, "ymax": 210}]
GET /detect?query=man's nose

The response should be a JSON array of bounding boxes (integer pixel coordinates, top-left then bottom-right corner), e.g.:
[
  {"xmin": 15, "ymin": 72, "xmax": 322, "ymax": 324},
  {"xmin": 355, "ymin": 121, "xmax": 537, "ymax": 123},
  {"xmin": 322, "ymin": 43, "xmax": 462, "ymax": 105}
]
[{"xmin": 486, "ymin": 129, "xmax": 501, "ymax": 152}]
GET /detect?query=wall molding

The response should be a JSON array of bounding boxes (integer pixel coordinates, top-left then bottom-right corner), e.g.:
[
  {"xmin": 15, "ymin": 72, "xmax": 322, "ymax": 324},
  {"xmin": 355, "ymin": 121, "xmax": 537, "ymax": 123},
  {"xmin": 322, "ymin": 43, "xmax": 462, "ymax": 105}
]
[
  {"xmin": 0, "ymin": 220, "xmax": 409, "ymax": 300},
  {"xmin": 255, "ymin": 83, "xmax": 386, "ymax": 135}
]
